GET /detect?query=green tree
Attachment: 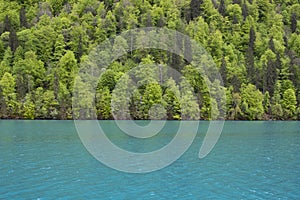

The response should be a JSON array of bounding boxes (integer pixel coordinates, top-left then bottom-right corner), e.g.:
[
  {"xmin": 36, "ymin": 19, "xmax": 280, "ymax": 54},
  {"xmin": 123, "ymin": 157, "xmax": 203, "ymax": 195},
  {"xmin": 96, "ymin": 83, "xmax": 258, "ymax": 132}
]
[
  {"xmin": 229, "ymin": 92, "xmax": 243, "ymax": 120},
  {"xmin": 96, "ymin": 86, "xmax": 112, "ymax": 119},
  {"xmin": 263, "ymin": 91, "xmax": 270, "ymax": 116},
  {"xmin": 111, "ymin": 74, "xmax": 131, "ymax": 120},
  {"xmin": 142, "ymin": 82, "xmax": 165, "ymax": 119},
  {"xmin": 0, "ymin": 72, "xmax": 18, "ymax": 118},
  {"xmin": 282, "ymin": 88, "xmax": 297, "ymax": 119},
  {"xmin": 245, "ymin": 27, "xmax": 256, "ymax": 84},
  {"xmin": 163, "ymin": 78, "xmax": 181, "ymax": 120},
  {"xmin": 13, "ymin": 51, "xmax": 45, "ymax": 99},
  {"xmin": 58, "ymin": 82, "xmax": 71, "ymax": 119},
  {"xmin": 47, "ymin": 0, "xmax": 65, "ymax": 15},
  {"xmin": 43, "ymin": 89, "xmax": 59, "ymax": 118},
  {"xmin": 19, "ymin": 6, "xmax": 28, "ymax": 28},
  {"xmin": 72, "ymin": 76, "xmax": 95, "ymax": 119},
  {"xmin": 58, "ymin": 50, "xmax": 77, "ymax": 92},
  {"xmin": 180, "ymin": 78, "xmax": 200, "ymax": 120},
  {"xmin": 33, "ymin": 15, "xmax": 56, "ymax": 63},
  {"xmin": 240, "ymin": 83, "xmax": 264, "ymax": 120},
  {"xmin": 22, "ymin": 93, "xmax": 35, "ymax": 119},
  {"xmin": 52, "ymin": 33, "xmax": 66, "ymax": 63},
  {"xmin": 0, "ymin": 47, "xmax": 13, "ymax": 77}
]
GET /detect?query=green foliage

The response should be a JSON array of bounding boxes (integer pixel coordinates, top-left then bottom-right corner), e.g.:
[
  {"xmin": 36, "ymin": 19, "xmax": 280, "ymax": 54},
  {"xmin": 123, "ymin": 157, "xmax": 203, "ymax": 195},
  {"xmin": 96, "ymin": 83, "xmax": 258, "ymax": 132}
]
[
  {"xmin": 96, "ymin": 86, "xmax": 112, "ymax": 119},
  {"xmin": 0, "ymin": 47, "xmax": 13, "ymax": 77},
  {"xmin": 180, "ymin": 78, "xmax": 200, "ymax": 120},
  {"xmin": 58, "ymin": 50, "xmax": 77, "ymax": 91},
  {"xmin": 240, "ymin": 83, "xmax": 264, "ymax": 120},
  {"xmin": 0, "ymin": 0, "xmax": 298, "ymax": 120},
  {"xmin": 0, "ymin": 72, "xmax": 18, "ymax": 117},
  {"xmin": 22, "ymin": 93, "xmax": 35, "ymax": 119},
  {"xmin": 163, "ymin": 78, "xmax": 181, "ymax": 120},
  {"xmin": 142, "ymin": 82, "xmax": 164, "ymax": 119},
  {"xmin": 282, "ymin": 88, "xmax": 297, "ymax": 119}
]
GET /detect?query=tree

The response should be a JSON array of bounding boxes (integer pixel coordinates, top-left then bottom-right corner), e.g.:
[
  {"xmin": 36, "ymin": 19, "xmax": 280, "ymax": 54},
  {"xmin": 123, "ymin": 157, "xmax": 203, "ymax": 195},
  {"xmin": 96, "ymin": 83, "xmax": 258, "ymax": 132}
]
[
  {"xmin": 103, "ymin": 11, "xmax": 116, "ymax": 36},
  {"xmin": 112, "ymin": 36, "xmax": 128, "ymax": 62},
  {"xmin": 271, "ymin": 103, "xmax": 283, "ymax": 120},
  {"xmin": 263, "ymin": 91, "xmax": 270, "ymax": 116},
  {"xmin": 34, "ymin": 87, "xmax": 47, "ymax": 118},
  {"xmin": 218, "ymin": 0, "xmax": 226, "ymax": 17},
  {"xmin": 291, "ymin": 12, "xmax": 297, "ymax": 33},
  {"xmin": 58, "ymin": 82, "xmax": 71, "ymax": 119},
  {"xmin": 0, "ymin": 0, "xmax": 299, "ymax": 120},
  {"xmin": 20, "ymin": 6, "xmax": 28, "ymax": 28},
  {"xmin": 190, "ymin": 0, "xmax": 203, "ymax": 20},
  {"xmin": 31, "ymin": 87, "xmax": 58, "ymax": 119},
  {"xmin": 240, "ymin": 83, "xmax": 264, "ymax": 120},
  {"xmin": 245, "ymin": 27, "xmax": 256, "ymax": 84},
  {"xmin": 111, "ymin": 74, "xmax": 131, "ymax": 120},
  {"xmin": 260, "ymin": 49, "xmax": 277, "ymax": 95},
  {"xmin": 180, "ymin": 78, "xmax": 200, "ymax": 120},
  {"xmin": 142, "ymin": 82, "xmax": 165, "ymax": 119},
  {"xmin": 47, "ymin": 0, "xmax": 65, "ymax": 16},
  {"xmin": 130, "ymin": 88, "xmax": 144, "ymax": 119},
  {"xmin": 22, "ymin": 93, "xmax": 35, "ymax": 119},
  {"xmin": 0, "ymin": 72, "xmax": 18, "ymax": 118},
  {"xmin": 210, "ymin": 79, "xmax": 226, "ymax": 119},
  {"xmin": 207, "ymin": 29, "xmax": 224, "ymax": 67},
  {"xmin": 163, "ymin": 78, "xmax": 181, "ymax": 120},
  {"xmin": 242, "ymin": 1, "xmax": 248, "ymax": 20},
  {"xmin": 9, "ymin": 28, "xmax": 18, "ymax": 52},
  {"xmin": 58, "ymin": 51, "xmax": 77, "ymax": 91},
  {"xmin": 72, "ymin": 76, "xmax": 95, "ymax": 119},
  {"xmin": 34, "ymin": 15, "xmax": 56, "ymax": 63},
  {"xmin": 282, "ymin": 88, "xmax": 297, "ymax": 119},
  {"xmin": 220, "ymin": 56, "xmax": 227, "ymax": 87},
  {"xmin": 52, "ymin": 33, "xmax": 66, "ymax": 63},
  {"xmin": 182, "ymin": 64, "xmax": 211, "ymax": 119},
  {"xmin": 42, "ymin": 90, "xmax": 59, "ymax": 118},
  {"xmin": 4, "ymin": 15, "xmax": 12, "ymax": 32},
  {"xmin": 0, "ymin": 40, "xmax": 4, "ymax": 60},
  {"xmin": 228, "ymin": 92, "xmax": 243, "ymax": 120},
  {"xmin": 0, "ymin": 48, "xmax": 13, "ymax": 77},
  {"xmin": 13, "ymin": 51, "xmax": 45, "ymax": 99},
  {"xmin": 96, "ymin": 86, "xmax": 112, "ymax": 119}
]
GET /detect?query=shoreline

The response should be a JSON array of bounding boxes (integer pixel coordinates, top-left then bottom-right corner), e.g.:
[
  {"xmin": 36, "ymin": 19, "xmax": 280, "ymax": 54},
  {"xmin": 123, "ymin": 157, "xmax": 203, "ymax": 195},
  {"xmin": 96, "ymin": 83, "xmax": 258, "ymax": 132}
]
[{"xmin": 0, "ymin": 119, "xmax": 299, "ymax": 121}]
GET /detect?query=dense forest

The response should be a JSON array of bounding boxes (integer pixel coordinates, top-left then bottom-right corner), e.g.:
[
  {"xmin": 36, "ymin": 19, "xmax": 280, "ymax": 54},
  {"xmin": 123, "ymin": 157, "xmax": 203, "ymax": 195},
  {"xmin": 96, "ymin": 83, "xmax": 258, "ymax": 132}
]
[{"xmin": 0, "ymin": 0, "xmax": 299, "ymax": 120}]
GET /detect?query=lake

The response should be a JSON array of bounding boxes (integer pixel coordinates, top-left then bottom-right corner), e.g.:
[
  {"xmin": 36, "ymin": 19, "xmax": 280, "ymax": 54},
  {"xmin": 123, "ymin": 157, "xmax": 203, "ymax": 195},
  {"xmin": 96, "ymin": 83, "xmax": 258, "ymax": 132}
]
[{"xmin": 0, "ymin": 121, "xmax": 299, "ymax": 199}]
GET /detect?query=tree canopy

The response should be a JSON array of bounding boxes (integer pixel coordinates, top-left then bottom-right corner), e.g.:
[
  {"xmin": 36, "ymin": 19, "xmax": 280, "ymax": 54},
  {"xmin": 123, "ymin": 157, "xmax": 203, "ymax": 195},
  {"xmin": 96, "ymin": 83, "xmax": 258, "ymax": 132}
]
[{"xmin": 0, "ymin": 0, "xmax": 299, "ymax": 120}]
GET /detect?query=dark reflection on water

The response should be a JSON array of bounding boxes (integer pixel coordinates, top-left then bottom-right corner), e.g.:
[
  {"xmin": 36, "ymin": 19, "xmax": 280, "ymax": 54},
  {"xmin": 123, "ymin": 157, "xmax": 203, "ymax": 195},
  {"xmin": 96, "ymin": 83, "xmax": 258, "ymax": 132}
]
[{"xmin": 0, "ymin": 120, "xmax": 299, "ymax": 199}]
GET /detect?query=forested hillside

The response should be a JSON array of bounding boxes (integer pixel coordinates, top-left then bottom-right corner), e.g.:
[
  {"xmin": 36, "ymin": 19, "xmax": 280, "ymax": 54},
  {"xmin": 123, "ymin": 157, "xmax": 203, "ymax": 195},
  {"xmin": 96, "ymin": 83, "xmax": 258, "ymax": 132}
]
[{"xmin": 0, "ymin": 0, "xmax": 299, "ymax": 120}]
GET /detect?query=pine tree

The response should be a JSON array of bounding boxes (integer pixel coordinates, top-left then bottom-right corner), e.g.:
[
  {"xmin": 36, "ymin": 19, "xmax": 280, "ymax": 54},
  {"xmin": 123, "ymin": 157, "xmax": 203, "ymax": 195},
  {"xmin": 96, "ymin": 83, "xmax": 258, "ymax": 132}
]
[
  {"xmin": 9, "ymin": 28, "xmax": 18, "ymax": 52},
  {"xmin": 190, "ymin": 0, "xmax": 203, "ymax": 20},
  {"xmin": 218, "ymin": 0, "xmax": 226, "ymax": 17},
  {"xmin": 4, "ymin": 15, "xmax": 11, "ymax": 32},
  {"xmin": 282, "ymin": 88, "xmax": 297, "ymax": 119},
  {"xmin": 245, "ymin": 28, "xmax": 255, "ymax": 84},
  {"xmin": 220, "ymin": 56, "xmax": 227, "ymax": 87},
  {"xmin": 20, "ymin": 6, "xmax": 28, "ymax": 28},
  {"xmin": 291, "ymin": 12, "xmax": 297, "ymax": 33},
  {"xmin": 242, "ymin": 1, "xmax": 248, "ymax": 20}
]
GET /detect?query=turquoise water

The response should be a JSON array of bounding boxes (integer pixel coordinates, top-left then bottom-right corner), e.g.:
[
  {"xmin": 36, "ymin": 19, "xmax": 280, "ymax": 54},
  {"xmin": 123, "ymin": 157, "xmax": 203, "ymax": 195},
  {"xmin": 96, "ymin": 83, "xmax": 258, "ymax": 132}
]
[{"xmin": 0, "ymin": 121, "xmax": 299, "ymax": 199}]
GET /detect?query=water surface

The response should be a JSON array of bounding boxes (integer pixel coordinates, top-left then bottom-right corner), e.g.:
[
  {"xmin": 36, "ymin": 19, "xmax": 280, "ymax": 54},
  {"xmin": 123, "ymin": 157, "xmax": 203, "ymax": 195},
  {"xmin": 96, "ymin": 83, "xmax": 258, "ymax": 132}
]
[{"xmin": 0, "ymin": 121, "xmax": 299, "ymax": 199}]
